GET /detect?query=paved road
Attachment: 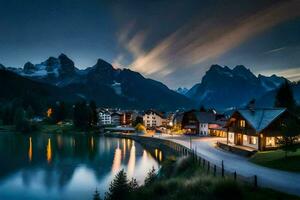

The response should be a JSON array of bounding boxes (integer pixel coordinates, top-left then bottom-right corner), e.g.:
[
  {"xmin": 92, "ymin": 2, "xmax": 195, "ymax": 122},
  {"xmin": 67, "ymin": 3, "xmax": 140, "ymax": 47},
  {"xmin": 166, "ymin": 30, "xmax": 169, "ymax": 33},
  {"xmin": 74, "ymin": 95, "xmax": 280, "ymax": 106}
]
[{"xmin": 155, "ymin": 134, "xmax": 300, "ymax": 196}]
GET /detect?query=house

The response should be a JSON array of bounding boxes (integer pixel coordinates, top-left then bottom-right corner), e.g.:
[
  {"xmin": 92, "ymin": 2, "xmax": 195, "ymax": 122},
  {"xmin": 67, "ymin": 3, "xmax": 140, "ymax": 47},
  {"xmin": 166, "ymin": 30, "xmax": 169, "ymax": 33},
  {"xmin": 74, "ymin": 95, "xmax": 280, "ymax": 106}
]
[
  {"xmin": 172, "ymin": 111, "xmax": 184, "ymax": 129},
  {"xmin": 111, "ymin": 112, "xmax": 123, "ymax": 126},
  {"xmin": 208, "ymin": 114, "xmax": 228, "ymax": 137},
  {"xmin": 209, "ymin": 121, "xmax": 227, "ymax": 137},
  {"xmin": 225, "ymin": 108, "xmax": 300, "ymax": 151},
  {"xmin": 143, "ymin": 110, "xmax": 164, "ymax": 128},
  {"xmin": 182, "ymin": 110, "xmax": 216, "ymax": 135},
  {"xmin": 97, "ymin": 109, "xmax": 111, "ymax": 125},
  {"xmin": 121, "ymin": 112, "xmax": 133, "ymax": 126}
]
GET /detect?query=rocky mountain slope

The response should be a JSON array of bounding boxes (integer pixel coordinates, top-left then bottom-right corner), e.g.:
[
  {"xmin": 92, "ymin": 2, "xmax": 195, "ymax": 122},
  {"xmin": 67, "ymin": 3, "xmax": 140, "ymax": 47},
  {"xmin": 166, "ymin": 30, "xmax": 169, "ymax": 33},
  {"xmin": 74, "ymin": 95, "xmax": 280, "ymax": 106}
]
[
  {"xmin": 3, "ymin": 54, "xmax": 193, "ymax": 110},
  {"xmin": 186, "ymin": 65, "xmax": 288, "ymax": 110}
]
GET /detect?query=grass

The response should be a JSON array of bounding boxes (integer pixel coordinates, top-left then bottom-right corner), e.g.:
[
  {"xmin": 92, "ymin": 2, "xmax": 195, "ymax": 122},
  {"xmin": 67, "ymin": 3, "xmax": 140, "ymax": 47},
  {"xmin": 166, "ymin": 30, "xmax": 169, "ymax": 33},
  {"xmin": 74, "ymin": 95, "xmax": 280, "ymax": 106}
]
[
  {"xmin": 0, "ymin": 125, "xmax": 15, "ymax": 132},
  {"xmin": 129, "ymin": 156, "xmax": 300, "ymax": 200},
  {"xmin": 39, "ymin": 122, "xmax": 99, "ymax": 134},
  {"xmin": 250, "ymin": 148, "xmax": 300, "ymax": 172},
  {"xmin": 0, "ymin": 121, "xmax": 98, "ymax": 135}
]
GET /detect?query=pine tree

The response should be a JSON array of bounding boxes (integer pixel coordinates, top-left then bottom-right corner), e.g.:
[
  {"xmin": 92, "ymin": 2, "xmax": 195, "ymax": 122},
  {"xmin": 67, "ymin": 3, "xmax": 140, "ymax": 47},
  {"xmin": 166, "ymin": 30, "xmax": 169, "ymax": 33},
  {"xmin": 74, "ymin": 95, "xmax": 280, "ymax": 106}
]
[
  {"xmin": 277, "ymin": 117, "xmax": 300, "ymax": 158},
  {"xmin": 128, "ymin": 178, "xmax": 139, "ymax": 192},
  {"xmin": 14, "ymin": 107, "xmax": 29, "ymax": 132},
  {"xmin": 144, "ymin": 167, "xmax": 156, "ymax": 186},
  {"xmin": 73, "ymin": 101, "xmax": 90, "ymax": 129},
  {"xmin": 26, "ymin": 105, "xmax": 34, "ymax": 120},
  {"xmin": 199, "ymin": 105, "xmax": 206, "ymax": 112},
  {"xmin": 105, "ymin": 170, "xmax": 130, "ymax": 200},
  {"xmin": 93, "ymin": 188, "xmax": 101, "ymax": 200},
  {"xmin": 275, "ymin": 80, "xmax": 296, "ymax": 111},
  {"xmin": 89, "ymin": 100, "xmax": 98, "ymax": 126}
]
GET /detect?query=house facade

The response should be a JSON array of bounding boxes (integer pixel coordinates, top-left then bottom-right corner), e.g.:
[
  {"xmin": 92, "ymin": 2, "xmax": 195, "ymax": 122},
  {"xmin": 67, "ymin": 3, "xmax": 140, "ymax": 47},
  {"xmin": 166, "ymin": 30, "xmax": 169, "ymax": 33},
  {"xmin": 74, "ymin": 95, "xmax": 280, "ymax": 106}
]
[
  {"xmin": 97, "ymin": 109, "xmax": 112, "ymax": 125},
  {"xmin": 111, "ymin": 112, "xmax": 123, "ymax": 126},
  {"xmin": 225, "ymin": 108, "xmax": 299, "ymax": 151},
  {"xmin": 143, "ymin": 110, "xmax": 164, "ymax": 128},
  {"xmin": 121, "ymin": 112, "xmax": 133, "ymax": 126},
  {"xmin": 182, "ymin": 110, "xmax": 216, "ymax": 135}
]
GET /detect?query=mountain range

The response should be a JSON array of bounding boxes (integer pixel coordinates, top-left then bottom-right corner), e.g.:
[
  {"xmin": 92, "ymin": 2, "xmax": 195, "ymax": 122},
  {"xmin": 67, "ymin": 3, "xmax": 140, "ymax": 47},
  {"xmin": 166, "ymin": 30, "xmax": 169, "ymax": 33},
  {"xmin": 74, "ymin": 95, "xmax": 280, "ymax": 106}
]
[
  {"xmin": 1, "ymin": 54, "xmax": 192, "ymax": 111},
  {"xmin": 1, "ymin": 54, "xmax": 299, "ymax": 112},
  {"xmin": 185, "ymin": 64, "xmax": 300, "ymax": 110}
]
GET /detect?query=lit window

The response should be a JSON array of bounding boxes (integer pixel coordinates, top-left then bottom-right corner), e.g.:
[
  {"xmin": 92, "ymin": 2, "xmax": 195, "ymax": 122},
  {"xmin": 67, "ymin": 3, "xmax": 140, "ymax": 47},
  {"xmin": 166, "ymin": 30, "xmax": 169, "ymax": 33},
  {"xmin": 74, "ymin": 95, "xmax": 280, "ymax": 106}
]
[
  {"xmin": 240, "ymin": 120, "xmax": 246, "ymax": 127},
  {"xmin": 250, "ymin": 136, "xmax": 257, "ymax": 145}
]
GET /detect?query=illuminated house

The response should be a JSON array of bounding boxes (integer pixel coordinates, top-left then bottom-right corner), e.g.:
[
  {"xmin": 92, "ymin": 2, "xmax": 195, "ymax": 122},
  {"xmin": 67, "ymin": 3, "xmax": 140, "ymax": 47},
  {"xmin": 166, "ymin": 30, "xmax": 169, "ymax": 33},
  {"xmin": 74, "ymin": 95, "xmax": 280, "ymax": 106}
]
[
  {"xmin": 121, "ymin": 112, "xmax": 133, "ymax": 126},
  {"xmin": 97, "ymin": 109, "xmax": 112, "ymax": 125},
  {"xmin": 111, "ymin": 112, "xmax": 123, "ymax": 126},
  {"xmin": 143, "ymin": 110, "xmax": 164, "ymax": 128},
  {"xmin": 225, "ymin": 108, "xmax": 299, "ymax": 151},
  {"xmin": 182, "ymin": 110, "xmax": 216, "ymax": 135},
  {"xmin": 209, "ymin": 120, "xmax": 227, "ymax": 137}
]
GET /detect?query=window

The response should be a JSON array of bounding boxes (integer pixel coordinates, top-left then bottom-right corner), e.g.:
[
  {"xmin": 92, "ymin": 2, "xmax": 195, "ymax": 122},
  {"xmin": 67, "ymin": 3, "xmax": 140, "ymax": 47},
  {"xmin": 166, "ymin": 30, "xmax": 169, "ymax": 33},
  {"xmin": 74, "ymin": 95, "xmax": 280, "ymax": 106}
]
[
  {"xmin": 250, "ymin": 136, "xmax": 257, "ymax": 145},
  {"xmin": 240, "ymin": 120, "xmax": 246, "ymax": 128},
  {"xmin": 266, "ymin": 137, "xmax": 276, "ymax": 147},
  {"xmin": 243, "ymin": 135, "xmax": 248, "ymax": 144}
]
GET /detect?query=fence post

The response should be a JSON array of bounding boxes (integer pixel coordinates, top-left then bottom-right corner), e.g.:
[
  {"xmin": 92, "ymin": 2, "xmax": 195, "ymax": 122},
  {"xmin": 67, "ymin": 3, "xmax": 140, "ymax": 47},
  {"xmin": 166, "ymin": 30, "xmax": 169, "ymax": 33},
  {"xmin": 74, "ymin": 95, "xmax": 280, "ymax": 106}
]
[
  {"xmin": 214, "ymin": 165, "xmax": 216, "ymax": 176},
  {"xmin": 203, "ymin": 159, "xmax": 206, "ymax": 168},
  {"xmin": 221, "ymin": 160, "xmax": 224, "ymax": 178},
  {"xmin": 207, "ymin": 161, "xmax": 210, "ymax": 174},
  {"xmin": 234, "ymin": 171, "xmax": 237, "ymax": 181},
  {"xmin": 254, "ymin": 175, "xmax": 258, "ymax": 188}
]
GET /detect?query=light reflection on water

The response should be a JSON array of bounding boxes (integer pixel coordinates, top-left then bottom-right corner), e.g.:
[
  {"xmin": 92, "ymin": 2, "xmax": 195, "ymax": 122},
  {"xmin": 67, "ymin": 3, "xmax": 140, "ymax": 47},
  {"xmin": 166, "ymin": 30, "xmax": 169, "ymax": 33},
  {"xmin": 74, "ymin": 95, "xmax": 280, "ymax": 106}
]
[{"xmin": 0, "ymin": 133, "xmax": 161, "ymax": 200}]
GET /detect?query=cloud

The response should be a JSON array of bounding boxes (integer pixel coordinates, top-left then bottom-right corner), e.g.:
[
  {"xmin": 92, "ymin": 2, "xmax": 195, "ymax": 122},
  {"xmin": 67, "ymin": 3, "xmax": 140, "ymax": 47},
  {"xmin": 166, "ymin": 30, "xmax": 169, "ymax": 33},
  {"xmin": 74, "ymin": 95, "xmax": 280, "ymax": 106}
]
[
  {"xmin": 116, "ymin": 0, "xmax": 300, "ymax": 81},
  {"xmin": 112, "ymin": 54, "xmax": 124, "ymax": 68},
  {"xmin": 263, "ymin": 47, "xmax": 286, "ymax": 54},
  {"xmin": 259, "ymin": 67, "xmax": 300, "ymax": 82}
]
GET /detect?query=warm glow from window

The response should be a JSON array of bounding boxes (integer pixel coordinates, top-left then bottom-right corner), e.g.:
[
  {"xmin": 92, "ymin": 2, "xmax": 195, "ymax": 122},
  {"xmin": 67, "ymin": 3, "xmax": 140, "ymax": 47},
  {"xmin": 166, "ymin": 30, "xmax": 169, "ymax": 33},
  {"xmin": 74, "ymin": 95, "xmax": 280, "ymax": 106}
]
[
  {"xmin": 47, "ymin": 108, "xmax": 52, "ymax": 118},
  {"xmin": 240, "ymin": 120, "xmax": 246, "ymax": 127}
]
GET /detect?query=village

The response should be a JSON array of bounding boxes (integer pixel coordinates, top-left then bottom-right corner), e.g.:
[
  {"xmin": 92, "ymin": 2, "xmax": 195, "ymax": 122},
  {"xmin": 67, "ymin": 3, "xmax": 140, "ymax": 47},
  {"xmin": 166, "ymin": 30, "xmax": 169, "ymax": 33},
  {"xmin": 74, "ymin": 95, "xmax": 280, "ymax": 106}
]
[{"xmin": 97, "ymin": 104, "xmax": 300, "ymax": 154}]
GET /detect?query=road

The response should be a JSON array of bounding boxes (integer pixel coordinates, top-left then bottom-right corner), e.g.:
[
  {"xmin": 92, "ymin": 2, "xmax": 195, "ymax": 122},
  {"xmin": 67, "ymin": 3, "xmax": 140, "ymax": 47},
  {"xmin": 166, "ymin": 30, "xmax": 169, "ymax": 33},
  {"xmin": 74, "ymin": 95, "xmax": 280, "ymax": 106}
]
[{"xmin": 154, "ymin": 134, "xmax": 300, "ymax": 196}]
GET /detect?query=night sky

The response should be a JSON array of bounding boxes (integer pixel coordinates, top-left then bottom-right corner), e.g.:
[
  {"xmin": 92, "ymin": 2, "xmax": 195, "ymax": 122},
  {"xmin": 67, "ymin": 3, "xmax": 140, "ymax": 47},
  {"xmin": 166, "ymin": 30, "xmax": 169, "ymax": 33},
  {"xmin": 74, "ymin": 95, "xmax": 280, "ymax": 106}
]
[{"xmin": 1, "ymin": 0, "xmax": 300, "ymax": 88}]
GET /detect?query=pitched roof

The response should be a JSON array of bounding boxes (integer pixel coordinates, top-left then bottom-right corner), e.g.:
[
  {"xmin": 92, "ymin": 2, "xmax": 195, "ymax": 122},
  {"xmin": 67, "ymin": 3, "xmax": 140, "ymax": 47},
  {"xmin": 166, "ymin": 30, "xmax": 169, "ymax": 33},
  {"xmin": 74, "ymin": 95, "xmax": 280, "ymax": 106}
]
[
  {"xmin": 144, "ymin": 109, "xmax": 164, "ymax": 118},
  {"xmin": 236, "ymin": 108, "xmax": 286, "ymax": 132},
  {"xmin": 194, "ymin": 111, "xmax": 216, "ymax": 123}
]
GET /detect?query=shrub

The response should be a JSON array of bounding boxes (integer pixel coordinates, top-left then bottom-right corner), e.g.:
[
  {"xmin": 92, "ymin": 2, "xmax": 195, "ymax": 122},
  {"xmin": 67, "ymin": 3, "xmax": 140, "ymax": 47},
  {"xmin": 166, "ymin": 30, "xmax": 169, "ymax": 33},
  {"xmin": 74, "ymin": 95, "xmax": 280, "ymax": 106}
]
[{"xmin": 213, "ymin": 180, "xmax": 244, "ymax": 200}]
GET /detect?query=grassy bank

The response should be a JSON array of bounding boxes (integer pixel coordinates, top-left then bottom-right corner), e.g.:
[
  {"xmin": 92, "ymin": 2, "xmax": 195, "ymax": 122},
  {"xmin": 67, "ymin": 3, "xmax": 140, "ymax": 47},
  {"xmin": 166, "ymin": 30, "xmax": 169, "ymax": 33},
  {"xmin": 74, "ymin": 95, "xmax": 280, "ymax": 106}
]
[
  {"xmin": 128, "ymin": 156, "xmax": 299, "ymax": 200},
  {"xmin": 0, "ymin": 122, "xmax": 99, "ymax": 135},
  {"xmin": 0, "ymin": 125, "xmax": 15, "ymax": 132},
  {"xmin": 250, "ymin": 148, "xmax": 300, "ymax": 172}
]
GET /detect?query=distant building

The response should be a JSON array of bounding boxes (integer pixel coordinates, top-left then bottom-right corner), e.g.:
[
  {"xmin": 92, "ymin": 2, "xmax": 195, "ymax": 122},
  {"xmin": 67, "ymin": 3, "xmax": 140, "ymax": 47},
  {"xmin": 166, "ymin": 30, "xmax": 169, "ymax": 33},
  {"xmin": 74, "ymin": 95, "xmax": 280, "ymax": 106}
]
[
  {"xmin": 111, "ymin": 112, "xmax": 123, "ymax": 126},
  {"xmin": 121, "ymin": 112, "xmax": 133, "ymax": 126},
  {"xmin": 143, "ymin": 110, "xmax": 164, "ymax": 128},
  {"xmin": 182, "ymin": 110, "xmax": 216, "ymax": 135},
  {"xmin": 172, "ymin": 111, "xmax": 184, "ymax": 129},
  {"xmin": 208, "ymin": 114, "xmax": 228, "ymax": 137},
  {"xmin": 225, "ymin": 108, "xmax": 300, "ymax": 151},
  {"xmin": 97, "ymin": 109, "xmax": 111, "ymax": 125}
]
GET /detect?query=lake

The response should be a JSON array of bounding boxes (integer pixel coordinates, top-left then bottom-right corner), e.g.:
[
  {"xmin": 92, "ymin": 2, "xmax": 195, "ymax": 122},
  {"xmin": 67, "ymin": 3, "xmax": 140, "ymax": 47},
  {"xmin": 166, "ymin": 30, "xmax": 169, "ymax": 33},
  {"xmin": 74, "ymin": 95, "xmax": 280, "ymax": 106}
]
[{"xmin": 0, "ymin": 133, "xmax": 162, "ymax": 200}]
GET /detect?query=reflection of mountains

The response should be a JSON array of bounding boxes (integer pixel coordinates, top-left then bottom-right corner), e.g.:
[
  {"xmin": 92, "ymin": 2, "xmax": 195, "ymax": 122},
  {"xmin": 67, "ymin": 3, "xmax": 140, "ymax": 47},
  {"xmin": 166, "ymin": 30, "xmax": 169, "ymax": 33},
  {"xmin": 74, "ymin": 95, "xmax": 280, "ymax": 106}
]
[{"xmin": 0, "ymin": 134, "xmax": 152, "ymax": 189}]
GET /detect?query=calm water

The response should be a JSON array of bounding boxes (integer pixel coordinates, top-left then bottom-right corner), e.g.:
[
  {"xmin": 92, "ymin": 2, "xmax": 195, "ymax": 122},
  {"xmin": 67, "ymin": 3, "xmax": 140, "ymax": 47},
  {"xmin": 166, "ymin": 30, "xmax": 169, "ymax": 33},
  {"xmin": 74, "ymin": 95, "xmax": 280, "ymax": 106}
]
[{"xmin": 0, "ymin": 133, "xmax": 162, "ymax": 200}]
